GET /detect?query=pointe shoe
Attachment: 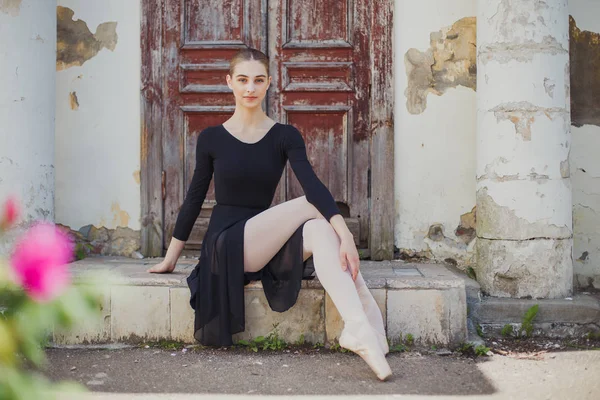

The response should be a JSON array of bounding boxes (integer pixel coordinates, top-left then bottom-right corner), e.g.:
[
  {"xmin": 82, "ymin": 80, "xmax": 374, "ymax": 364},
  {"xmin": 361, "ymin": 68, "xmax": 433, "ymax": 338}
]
[
  {"xmin": 339, "ymin": 320, "xmax": 392, "ymax": 381},
  {"xmin": 376, "ymin": 332, "xmax": 390, "ymax": 355},
  {"xmin": 357, "ymin": 285, "xmax": 389, "ymax": 355}
]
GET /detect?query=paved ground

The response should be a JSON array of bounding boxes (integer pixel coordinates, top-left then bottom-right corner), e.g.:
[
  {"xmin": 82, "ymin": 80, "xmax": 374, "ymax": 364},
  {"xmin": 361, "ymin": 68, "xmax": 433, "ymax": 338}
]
[{"xmin": 46, "ymin": 346, "xmax": 600, "ymax": 399}]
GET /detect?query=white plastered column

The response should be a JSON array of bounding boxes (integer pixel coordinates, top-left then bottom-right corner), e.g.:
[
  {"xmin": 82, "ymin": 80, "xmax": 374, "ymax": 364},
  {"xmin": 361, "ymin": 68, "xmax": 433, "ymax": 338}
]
[
  {"xmin": 476, "ymin": 0, "xmax": 573, "ymax": 298},
  {"xmin": 0, "ymin": 0, "xmax": 57, "ymax": 251}
]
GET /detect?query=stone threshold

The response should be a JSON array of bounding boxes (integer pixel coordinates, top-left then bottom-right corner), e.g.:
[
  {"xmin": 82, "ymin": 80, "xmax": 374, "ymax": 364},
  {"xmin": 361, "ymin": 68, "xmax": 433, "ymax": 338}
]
[
  {"xmin": 445, "ymin": 265, "xmax": 600, "ymax": 338},
  {"xmin": 54, "ymin": 257, "xmax": 468, "ymax": 347},
  {"xmin": 471, "ymin": 294, "xmax": 600, "ymax": 337},
  {"xmin": 69, "ymin": 257, "xmax": 466, "ymax": 290}
]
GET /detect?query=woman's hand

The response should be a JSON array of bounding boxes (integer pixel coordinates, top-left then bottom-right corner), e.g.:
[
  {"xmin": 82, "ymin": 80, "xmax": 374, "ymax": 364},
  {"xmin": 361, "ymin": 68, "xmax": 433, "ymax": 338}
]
[
  {"xmin": 147, "ymin": 237, "xmax": 185, "ymax": 274},
  {"xmin": 339, "ymin": 234, "xmax": 360, "ymax": 281},
  {"xmin": 147, "ymin": 259, "xmax": 176, "ymax": 274},
  {"xmin": 328, "ymin": 215, "xmax": 360, "ymax": 281}
]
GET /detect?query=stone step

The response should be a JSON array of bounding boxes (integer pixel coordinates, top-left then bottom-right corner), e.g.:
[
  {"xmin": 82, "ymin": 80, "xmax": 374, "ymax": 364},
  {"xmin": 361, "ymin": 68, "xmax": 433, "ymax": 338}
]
[
  {"xmin": 53, "ymin": 257, "xmax": 467, "ymax": 347},
  {"xmin": 470, "ymin": 293, "xmax": 600, "ymax": 337},
  {"xmin": 443, "ymin": 263, "xmax": 600, "ymax": 338}
]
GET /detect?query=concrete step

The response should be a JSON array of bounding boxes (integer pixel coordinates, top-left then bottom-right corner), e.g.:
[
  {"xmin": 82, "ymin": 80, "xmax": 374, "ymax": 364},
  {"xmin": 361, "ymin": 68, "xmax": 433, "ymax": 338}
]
[
  {"xmin": 443, "ymin": 263, "xmax": 600, "ymax": 338},
  {"xmin": 54, "ymin": 257, "xmax": 467, "ymax": 347},
  {"xmin": 470, "ymin": 293, "xmax": 600, "ymax": 337}
]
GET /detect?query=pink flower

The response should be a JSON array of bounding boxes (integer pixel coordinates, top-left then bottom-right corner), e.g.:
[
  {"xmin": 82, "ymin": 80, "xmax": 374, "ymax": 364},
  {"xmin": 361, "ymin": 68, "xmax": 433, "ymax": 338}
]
[
  {"xmin": 1, "ymin": 196, "xmax": 20, "ymax": 230},
  {"xmin": 9, "ymin": 222, "xmax": 74, "ymax": 302}
]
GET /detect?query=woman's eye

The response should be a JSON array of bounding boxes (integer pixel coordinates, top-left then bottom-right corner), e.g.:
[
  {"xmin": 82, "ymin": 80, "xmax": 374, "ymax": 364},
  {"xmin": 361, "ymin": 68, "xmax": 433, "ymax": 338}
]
[
  {"xmin": 256, "ymin": 79, "xmax": 264, "ymax": 83},
  {"xmin": 238, "ymin": 78, "xmax": 246, "ymax": 83}
]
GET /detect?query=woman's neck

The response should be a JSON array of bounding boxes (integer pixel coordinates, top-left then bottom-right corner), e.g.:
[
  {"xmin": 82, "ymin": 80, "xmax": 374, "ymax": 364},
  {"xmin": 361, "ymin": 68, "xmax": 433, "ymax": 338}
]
[{"xmin": 228, "ymin": 107, "xmax": 270, "ymax": 129}]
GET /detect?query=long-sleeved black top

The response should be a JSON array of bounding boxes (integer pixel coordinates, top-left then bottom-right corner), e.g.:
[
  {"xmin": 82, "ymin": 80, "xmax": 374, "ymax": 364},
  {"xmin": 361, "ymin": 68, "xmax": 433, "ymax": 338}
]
[{"xmin": 172, "ymin": 123, "xmax": 340, "ymax": 241}]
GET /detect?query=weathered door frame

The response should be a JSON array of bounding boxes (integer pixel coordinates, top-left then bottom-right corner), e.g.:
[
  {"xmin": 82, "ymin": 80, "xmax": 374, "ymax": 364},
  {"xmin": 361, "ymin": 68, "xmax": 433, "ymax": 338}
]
[{"xmin": 140, "ymin": 0, "xmax": 394, "ymax": 260}]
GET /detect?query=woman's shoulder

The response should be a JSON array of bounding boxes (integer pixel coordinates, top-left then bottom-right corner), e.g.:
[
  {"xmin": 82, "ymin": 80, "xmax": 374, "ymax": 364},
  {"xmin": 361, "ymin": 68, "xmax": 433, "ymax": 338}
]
[
  {"xmin": 274, "ymin": 123, "xmax": 305, "ymax": 149},
  {"xmin": 196, "ymin": 125, "xmax": 222, "ymax": 143},
  {"xmin": 199, "ymin": 125, "xmax": 223, "ymax": 136},
  {"xmin": 275, "ymin": 122, "xmax": 303, "ymax": 138},
  {"xmin": 194, "ymin": 126, "xmax": 224, "ymax": 155},
  {"xmin": 276, "ymin": 122, "xmax": 300, "ymax": 132}
]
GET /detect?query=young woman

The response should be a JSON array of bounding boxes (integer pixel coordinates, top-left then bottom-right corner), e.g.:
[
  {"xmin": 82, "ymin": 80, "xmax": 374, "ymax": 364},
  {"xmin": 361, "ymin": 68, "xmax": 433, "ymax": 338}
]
[{"xmin": 149, "ymin": 48, "xmax": 392, "ymax": 381}]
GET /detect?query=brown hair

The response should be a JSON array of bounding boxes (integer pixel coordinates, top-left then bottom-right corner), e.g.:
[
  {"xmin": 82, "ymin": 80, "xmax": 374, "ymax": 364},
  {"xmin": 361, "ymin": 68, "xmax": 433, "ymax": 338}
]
[{"xmin": 229, "ymin": 48, "xmax": 269, "ymax": 76}]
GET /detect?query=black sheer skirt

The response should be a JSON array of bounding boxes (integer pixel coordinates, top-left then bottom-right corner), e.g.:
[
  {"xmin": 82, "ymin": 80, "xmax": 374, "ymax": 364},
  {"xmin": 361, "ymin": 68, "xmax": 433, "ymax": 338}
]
[{"xmin": 185, "ymin": 204, "xmax": 314, "ymax": 346}]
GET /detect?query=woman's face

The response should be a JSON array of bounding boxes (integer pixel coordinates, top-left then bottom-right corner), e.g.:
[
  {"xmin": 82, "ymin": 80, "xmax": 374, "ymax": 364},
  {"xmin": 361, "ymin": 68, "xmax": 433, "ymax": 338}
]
[{"xmin": 226, "ymin": 60, "xmax": 271, "ymax": 109}]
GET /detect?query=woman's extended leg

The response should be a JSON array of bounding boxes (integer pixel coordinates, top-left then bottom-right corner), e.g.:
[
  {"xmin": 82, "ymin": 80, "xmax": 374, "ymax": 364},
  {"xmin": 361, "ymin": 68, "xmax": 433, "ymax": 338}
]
[
  {"xmin": 355, "ymin": 272, "xmax": 389, "ymax": 354},
  {"xmin": 243, "ymin": 197, "xmax": 391, "ymax": 380},
  {"xmin": 243, "ymin": 196, "xmax": 320, "ymax": 273},
  {"xmin": 302, "ymin": 219, "xmax": 392, "ymax": 381}
]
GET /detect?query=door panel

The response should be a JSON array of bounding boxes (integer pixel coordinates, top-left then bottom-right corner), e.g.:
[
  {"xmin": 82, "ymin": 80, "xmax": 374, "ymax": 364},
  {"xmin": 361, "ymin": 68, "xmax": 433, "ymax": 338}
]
[
  {"xmin": 286, "ymin": 0, "xmax": 352, "ymax": 46},
  {"xmin": 269, "ymin": 0, "xmax": 371, "ymax": 246},
  {"xmin": 286, "ymin": 108, "xmax": 350, "ymax": 204}
]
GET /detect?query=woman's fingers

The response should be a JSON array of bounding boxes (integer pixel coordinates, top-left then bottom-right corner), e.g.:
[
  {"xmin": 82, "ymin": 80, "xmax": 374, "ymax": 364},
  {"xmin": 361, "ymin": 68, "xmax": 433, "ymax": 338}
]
[
  {"xmin": 339, "ymin": 249, "xmax": 348, "ymax": 271},
  {"xmin": 348, "ymin": 254, "xmax": 359, "ymax": 281},
  {"xmin": 147, "ymin": 264, "xmax": 161, "ymax": 273},
  {"xmin": 147, "ymin": 262, "xmax": 173, "ymax": 274}
]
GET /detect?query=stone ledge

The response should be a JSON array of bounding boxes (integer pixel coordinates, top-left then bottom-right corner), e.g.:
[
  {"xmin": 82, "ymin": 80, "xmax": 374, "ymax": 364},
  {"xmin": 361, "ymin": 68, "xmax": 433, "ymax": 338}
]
[
  {"xmin": 56, "ymin": 257, "xmax": 468, "ymax": 347},
  {"xmin": 447, "ymin": 266, "xmax": 600, "ymax": 338},
  {"xmin": 471, "ymin": 294, "xmax": 600, "ymax": 325},
  {"xmin": 70, "ymin": 258, "xmax": 466, "ymax": 290}
]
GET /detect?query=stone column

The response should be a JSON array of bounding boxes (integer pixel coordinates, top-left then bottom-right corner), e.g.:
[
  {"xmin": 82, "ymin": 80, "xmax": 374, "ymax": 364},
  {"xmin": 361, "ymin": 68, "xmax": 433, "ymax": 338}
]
[
  {"xmin": 476, "ymin": 0, "xmax": 572, "ymax": 298},
  {"xmin": 0, "ymin": 1, "xmax": 57, "ymax": 250}
]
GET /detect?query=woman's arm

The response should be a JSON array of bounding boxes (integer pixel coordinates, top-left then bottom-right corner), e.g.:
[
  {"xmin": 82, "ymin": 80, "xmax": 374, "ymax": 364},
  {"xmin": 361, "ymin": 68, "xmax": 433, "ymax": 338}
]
[
  {"xmin": 149, "ymin": 131, "xmax": 214, "ymax": 273},
  {"xmin": 148, "ymin": 237, "xmax": 185, "ymax": 273},
  {"xmin": 284, "ymin": 126, "xmax": 340, "ymax": 220},
  {"xmin": 284, "ymin": 126, "xmax": 360, "ymax": 280}
]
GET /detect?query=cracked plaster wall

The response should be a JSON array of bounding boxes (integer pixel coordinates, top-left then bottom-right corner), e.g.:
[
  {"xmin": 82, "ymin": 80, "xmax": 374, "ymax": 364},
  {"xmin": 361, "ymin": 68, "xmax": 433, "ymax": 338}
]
[
  {"xmin": 0, "ymin": 0, "xmax": 56, "ymax": 254},
  {"xmin": 395, "ymin": 1, "xmax": 600, "ymax": 284},
  {"xmin": 394, "ymin": 0, "xmax": 477, "ymax": 268},
  {"xmin": 570, "ymin": 0, "xmax": 600, "ymax": 289},
  {"xmin": 55, "ymin": 1, "xmax": 141, "ymax": 235}
]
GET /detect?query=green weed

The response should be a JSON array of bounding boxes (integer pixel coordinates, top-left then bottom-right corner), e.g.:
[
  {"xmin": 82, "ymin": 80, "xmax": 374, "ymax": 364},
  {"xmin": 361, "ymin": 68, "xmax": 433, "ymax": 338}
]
[
  {"xmin": 74, "ymin": 243, "xmax": 93, "ymax": 260},
  {"xmin": 390, "ymin": 343, "xmax": 407, "ymax": 353},
  {"xmin": 475, "ymin": 345, "xmax": 491, "ymax": 356},
  {"xmin": 237, "ymin": 331, "xmax": 287, "ymax": 352},
  {"xmin": 476, "ymin": 323, "xmax": 484, "ymax": 338},
  {"xmin": 456, "ymin": 342, "xmax": 490, "ymax": 357},
  {"xmin": 466, "ymin": 267, "xmax": 477, "ymax": 280},
  {"xmin": 501, "ymin": 324, "xmax": 514, "ymax": 337},
  {"xmin": 328, "ymin": 341, "xmax": 349, "ymax": 353},
  {"xmin": 520, "ymin": 304, "xmax": 539, "ymax": 338},
  {"xmin": 145, "ymin": 340, "xmax": 185, "ymax": 351},
  {"xmin": 295, "ymin": 334, "xmax": 305, "ymax": 346}
]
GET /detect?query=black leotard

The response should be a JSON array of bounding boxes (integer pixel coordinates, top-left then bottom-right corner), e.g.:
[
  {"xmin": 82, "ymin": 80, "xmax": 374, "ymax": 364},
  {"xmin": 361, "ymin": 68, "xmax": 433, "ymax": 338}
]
[{"xmin": 173, "ymin": 123, "xmax": 340, "ymax": 346}]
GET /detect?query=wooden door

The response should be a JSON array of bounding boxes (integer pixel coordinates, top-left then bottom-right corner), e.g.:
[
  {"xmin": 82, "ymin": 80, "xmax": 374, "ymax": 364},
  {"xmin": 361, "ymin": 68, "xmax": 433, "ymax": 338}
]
[
  {"xmin": 268, "ymin": 0, "xmax": 371, "ymax": 247},
  {"xmin": 142, "ymin": 0, "xmax": 394, "ymax": 257}
]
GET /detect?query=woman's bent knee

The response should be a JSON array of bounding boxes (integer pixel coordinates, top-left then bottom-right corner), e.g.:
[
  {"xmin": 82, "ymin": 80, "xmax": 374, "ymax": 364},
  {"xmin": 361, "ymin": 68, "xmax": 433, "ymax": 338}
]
[
  {"xmin": 302, "ymin": 219, "xmax": 338, "ymax": 256},
  {"xmin": 294, "ymin": 196, "xmax": 322, "ymax": 220},
  {"xmin": 303, "ymin": 219, "xmax": 335, "ymax": 242},
  {"xmin": 305, "ymin": 218, "xmax": 329, "ymax": 231}
]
